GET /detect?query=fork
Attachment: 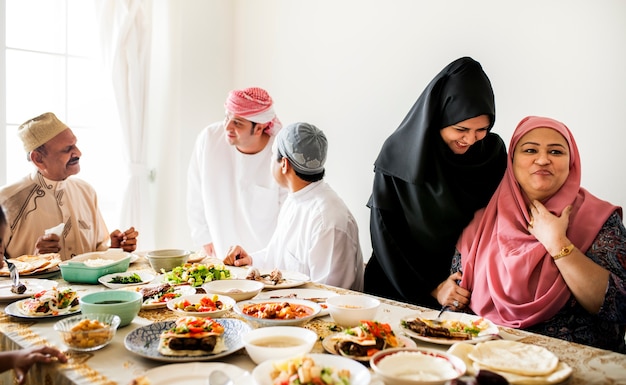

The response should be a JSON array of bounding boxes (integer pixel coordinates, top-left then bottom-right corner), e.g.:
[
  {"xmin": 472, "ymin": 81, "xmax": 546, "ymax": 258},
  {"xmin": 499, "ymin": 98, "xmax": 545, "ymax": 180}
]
[
  {"xmin": 431, "ymin": 305, "xmax": 450, "ymax": 325},
  {"xmin": 4, "ymin": 257, "xmax": 26, "ymax": 294}
]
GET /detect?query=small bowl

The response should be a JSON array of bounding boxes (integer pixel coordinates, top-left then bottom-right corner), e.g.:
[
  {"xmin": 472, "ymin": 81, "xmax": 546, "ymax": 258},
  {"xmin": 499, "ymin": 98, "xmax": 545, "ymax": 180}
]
[
  {"xmin": 242, "ymin": 326, "xmax": 318, "ymax": 364},
  {"xmin": 235, "ymin": 298, "xmax": 322, "ymax": 327},
  {"xmin": 54, "ymin": 313, "xmax": 120, "ymax": 351},
  {"xmin": 79, "ymin": 290, "xmax": 142, "ymax": 327},
  {"xmin": 145, "ymin": 249, "xmax": 191, "ymax": 272},
  {"xmin": 370, "ymin": 347, "xmax": 466, "ymax": 385},
  {"xmin": 166, "ymin": 293, "xmax": 236, "ymax": 318},
  {"xmin": 202, "ymin": 279, "xmax": 264, "ymax": 302},
  {"xmin": 326, "ymin": 294, "xmax": 381, "ymax": 327}
]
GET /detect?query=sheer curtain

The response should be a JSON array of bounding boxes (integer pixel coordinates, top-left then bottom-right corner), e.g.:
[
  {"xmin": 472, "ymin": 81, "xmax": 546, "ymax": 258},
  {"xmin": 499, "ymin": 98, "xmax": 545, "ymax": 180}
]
[{"xmin": 95, "ymin": 0, "xmax": 154, "ymax": 249}]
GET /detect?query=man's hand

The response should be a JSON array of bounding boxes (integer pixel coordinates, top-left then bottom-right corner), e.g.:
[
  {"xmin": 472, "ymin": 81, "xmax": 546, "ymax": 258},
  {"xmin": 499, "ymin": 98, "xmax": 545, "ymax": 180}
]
[
  {"xmin": 110, "ymin": 227, "xmax": 138, "ymax": 252},
  {"xmin": 34, "ymin": 234, "xmax": 61, "ymax": 254},
  {"xmin": 223, "ymin": 245, "xmax": 252, "ymax": 267}
]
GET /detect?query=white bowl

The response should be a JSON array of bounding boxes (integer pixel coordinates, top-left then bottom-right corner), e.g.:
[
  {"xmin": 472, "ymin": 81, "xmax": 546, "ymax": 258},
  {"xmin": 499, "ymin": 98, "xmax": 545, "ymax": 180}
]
[
  {"xmin": 202, "ymin": 279, "xmax": 264, "ymax": 302},
  {"xmin": 166, "ymin": 293, "xmax": 235, "ymax": 318},
  {"xmin": 325, "ymin": 294, "xmax": 381, "ymax": 327},
  {"xmin": 370, "ymin": 347, "xmax": 466, "ymax": 385},
  {"xmin": 235, "ymin": 298, "xmax": 321, "ymax": 327},
  {"xmin": 242, "ymin": 326, "xmax": 317, "ymax": 364},
  {"xmin": 145, "ymin": 249, "xmax": 191, "ymax": 272}
]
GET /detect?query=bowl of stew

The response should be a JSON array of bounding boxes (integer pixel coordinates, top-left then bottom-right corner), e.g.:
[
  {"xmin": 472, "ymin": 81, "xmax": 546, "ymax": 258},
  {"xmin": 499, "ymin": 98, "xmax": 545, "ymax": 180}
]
[{"xmin": 235, "ymin": 298, "xmax": 322, "ymax": 327}]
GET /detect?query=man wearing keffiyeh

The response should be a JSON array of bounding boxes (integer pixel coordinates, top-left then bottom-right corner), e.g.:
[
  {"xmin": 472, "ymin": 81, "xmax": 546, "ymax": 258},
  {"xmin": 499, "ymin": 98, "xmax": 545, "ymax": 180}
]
[{"xmin": 187, "ymin": 87, "xmax": 287, "ymax": 259}]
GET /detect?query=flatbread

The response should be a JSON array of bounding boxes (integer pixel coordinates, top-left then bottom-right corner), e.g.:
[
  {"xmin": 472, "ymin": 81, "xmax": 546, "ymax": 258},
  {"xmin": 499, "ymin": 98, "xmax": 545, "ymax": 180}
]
[
  {"xmin": 0, "ymin": 253, "xmax": 61, "ymax": 276},
  {"xmin": 468, "ymin": 340, "xmax": 559, "ymax": 376}
]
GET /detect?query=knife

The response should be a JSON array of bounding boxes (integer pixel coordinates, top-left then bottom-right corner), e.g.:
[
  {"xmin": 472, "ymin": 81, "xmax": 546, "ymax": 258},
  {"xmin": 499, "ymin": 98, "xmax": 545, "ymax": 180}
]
[{"xmin": 4, "ymin": 257, "xmax": 26, "ymax": 294}]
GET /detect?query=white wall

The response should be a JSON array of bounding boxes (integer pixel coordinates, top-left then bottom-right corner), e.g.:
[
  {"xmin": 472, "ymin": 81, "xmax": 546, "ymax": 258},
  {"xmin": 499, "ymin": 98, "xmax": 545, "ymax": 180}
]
[{"xmin": 149, "ymin": 0, "xmax": 626, "ymax": 261}]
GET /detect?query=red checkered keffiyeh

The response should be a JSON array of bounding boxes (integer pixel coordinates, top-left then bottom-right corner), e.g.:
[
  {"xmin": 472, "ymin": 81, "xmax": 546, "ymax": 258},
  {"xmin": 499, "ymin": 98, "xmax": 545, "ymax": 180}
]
[{"xmin": 225, "ymin": 87, "xmax": 282, "ymax": 135}]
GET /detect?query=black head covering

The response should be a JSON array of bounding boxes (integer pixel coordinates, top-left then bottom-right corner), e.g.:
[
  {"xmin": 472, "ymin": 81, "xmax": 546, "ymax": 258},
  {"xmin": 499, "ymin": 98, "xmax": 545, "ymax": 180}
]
[{"xmin": 365, "ymin": 57, "xmax": 507, "ymax": 307}]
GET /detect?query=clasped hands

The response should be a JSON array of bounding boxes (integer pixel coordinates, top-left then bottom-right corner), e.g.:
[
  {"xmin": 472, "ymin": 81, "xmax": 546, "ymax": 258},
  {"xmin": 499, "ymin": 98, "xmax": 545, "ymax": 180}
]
[{"xmin": 34, "ymin": 226, "xmax": 139, "ymax": 254}]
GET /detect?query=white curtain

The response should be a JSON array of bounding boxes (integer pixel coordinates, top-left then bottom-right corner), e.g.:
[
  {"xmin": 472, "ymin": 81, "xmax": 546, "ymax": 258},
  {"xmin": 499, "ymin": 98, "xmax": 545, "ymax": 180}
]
[{"xmin": 95, "ymin": 0, "xmax": 154, "ymax": 249}]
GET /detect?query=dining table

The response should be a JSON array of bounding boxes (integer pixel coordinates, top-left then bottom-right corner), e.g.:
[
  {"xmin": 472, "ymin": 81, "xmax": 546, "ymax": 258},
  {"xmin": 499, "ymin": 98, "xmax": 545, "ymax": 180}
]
[{"xmin": 1, "ymin": 255, "xmax": 626, "ymax": 385}]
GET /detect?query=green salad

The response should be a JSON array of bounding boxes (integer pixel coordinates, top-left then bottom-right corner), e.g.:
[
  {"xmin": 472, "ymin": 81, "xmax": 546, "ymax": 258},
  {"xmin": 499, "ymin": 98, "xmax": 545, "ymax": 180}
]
[{"xmin": 162, "ymin": 263, "xmax": 231, "ymax": 287}]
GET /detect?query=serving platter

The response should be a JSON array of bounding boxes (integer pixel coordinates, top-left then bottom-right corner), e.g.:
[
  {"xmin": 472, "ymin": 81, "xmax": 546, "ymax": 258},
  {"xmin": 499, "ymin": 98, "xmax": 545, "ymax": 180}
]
[
  {"xmin": 139, "ymin": 362, "xmax": 253, "ymax": 385},
  {"xmin": 124, "ymin": 318, "xmax": 250, "ymax": 362},
  {"xmin": 0, "ymin": 278, "xmax": 58, "ymax": 301},
  {"xmin": 400, "ymin": 310, "xmax": 499, "ymax": 345}
]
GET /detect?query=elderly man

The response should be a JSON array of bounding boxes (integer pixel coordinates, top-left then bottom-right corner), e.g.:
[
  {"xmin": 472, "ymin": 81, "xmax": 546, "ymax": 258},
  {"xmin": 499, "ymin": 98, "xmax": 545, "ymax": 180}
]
[
  {"xmin": 187, "ymin": 87, "xmax": 287, "ymax": 259},
  {"xmin": 0, "ymin": 112, "xmax": 138, "ymax": 260},
  {"xmin": 224, "ymin": 122, "xmax": 364, "ymax": 291}
]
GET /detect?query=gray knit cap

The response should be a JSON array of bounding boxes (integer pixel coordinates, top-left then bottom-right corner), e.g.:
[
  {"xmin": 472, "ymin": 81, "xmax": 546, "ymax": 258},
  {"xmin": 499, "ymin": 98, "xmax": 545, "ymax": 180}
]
[{"xmin": 275, "ymin": 122, "xmax": 327, "ymax": 175}]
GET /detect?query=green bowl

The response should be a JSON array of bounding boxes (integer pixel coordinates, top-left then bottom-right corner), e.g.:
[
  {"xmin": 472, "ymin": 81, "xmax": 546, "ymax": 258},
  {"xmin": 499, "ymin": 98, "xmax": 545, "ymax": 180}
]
[
  {"xmin": 60, "ymin": 251, "xmax": 131, "ymax": 284},
  {"xmin": 79, "ymin": 290, "xmax": 142, "ymax": 327}
]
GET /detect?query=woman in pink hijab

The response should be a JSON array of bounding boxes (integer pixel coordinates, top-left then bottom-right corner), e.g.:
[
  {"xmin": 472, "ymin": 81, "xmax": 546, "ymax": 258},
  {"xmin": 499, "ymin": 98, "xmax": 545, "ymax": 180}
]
[{"xmin": 453, "ymin": 116, "xmax": 626, "ymax": 353}]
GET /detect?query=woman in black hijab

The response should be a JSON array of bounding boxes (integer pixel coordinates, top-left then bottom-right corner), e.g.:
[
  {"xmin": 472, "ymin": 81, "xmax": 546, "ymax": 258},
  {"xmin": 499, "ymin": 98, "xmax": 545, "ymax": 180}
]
[{"xmin": 365, "ymin": 57, "xmax": 506, "ymax": 309}]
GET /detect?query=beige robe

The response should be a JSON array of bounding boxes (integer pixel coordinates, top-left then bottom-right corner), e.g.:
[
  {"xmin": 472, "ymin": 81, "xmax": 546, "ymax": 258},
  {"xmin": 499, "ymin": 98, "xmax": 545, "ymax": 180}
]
[{"xmin": 0, "ymin": 171, "xmax": 110, "ymax": 260}]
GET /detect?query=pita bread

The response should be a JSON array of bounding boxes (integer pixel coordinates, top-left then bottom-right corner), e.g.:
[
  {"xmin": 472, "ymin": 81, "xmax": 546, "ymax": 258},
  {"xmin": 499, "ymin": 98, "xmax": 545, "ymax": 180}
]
[
  {"xmin": 0, "ymin": 253, "xmax": 61, "ymax": 276},
  {"xmin": 448, "ymin": 341, "xmax": 572, "ymax": 385},
  {"xmin": 468, "ymin": 340, "xmax": 559, "ymax": 376}
]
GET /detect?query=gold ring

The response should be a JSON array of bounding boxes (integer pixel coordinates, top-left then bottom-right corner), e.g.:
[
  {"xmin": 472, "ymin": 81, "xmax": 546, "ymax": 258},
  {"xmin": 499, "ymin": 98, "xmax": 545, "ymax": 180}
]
[{"xmin": 528, "ymin": 219, "xmax": 534, "ymax": 228}]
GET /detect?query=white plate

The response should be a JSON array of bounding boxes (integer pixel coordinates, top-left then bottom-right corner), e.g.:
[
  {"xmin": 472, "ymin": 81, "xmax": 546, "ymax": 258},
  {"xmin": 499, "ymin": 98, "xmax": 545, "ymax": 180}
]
[
  {"xmin": 235, "ymin": 298, "xmax": 322, "ymax": 326},
  {"xmin": 252, "ymin": 270, "xmax": 310, "ymax": 289},
  {"xmin": 4, "ymin": 299, "xmax": 80, "ymax": 319},
  {"xmin": 129, "ymin": 254, "xmax": 139, "ymax": 264},
  {"xmin": 124, "ymin": 318, "xmax": 251, "ymax": 362},
  {"xmin": 400, "ymin": 311, "xmax": 499, "ymax": 345},
  {"xmin": 141, "ymin": 362, "xmax": 253, "ymax": 385},
  {"xmin": 166, "ymin": 293, "xmax": 236, "ymax": 318},
  {"xmin": 0, "ymin": 279, "xmax": 58, "ymax": 301},
  {"xmin": 322, "ymin": 333, "xmax": 417, "ymax": 361},
  {"xmin": 140, "ymin": 285, "xmax": 197, "ymax": 309},
  {"xmin": 252, "ymin": 353, "xmax": 371, "ymax": 385},
  {"xmin": 98, "ymin": 271, "xmax": 155, "ymax": 289},
  {"xmin": 256, "ymin": 288, "xmax": 339, "ymax": 317},
  {"xmin": 187, "ymin": 253, "xmax": 206, "ymax": 263}
]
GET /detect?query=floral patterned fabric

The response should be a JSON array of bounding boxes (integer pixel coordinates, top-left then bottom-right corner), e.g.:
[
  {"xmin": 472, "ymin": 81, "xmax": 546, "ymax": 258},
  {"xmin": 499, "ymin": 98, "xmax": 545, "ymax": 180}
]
[{"xmin": 451, "ymin": 211, "xmax": 626, "ymax": 353}]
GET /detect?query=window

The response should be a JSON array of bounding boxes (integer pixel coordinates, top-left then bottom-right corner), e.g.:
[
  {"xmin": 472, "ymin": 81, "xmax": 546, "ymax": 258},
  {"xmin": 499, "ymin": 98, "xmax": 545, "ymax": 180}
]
[{"xmin": 3, "ymin": 0, "xmax": 124, "ymax": 226}]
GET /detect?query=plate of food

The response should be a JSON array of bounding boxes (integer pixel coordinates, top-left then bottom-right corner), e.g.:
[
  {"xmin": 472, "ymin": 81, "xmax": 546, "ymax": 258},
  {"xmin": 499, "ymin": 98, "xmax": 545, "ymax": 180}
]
[
  {"xmin": 166, "ymin": 293, "xmax": 236, "ymax": 318},
  {"xmin": 98, "ymin": 271, "xmax": 155, "ymax": 289},
  {"xmin": 400, "ymin": 311, "xmax": 499, "ymax": 345},
  {"xmin": 162, "ymin": 263, "xmax": 232, "ymax": 287},
  {"xmin": 129, "ymin": 283, "xmax": 197, "ymax": 309},
  {"xmin": 4, "ymin": 287, "xmax": 80, "ymax": 319},
  {"xmin": 244, "ymin": 267, "xmax": 309, "ymax": 289},
  {"xmin": 447, "ymin": 340, "xmax": 573, "ymax": 384},
  {"xmin": 133, "ymin": 362, "xmax": 254, "ymax": 385},
  {"xmin": 0, "ymin": 253, "xmax": 62, "ymax": 278},
  {"xmin": 252, "ymin": 353, "xmax": 371, "ymax": 385},
  {"xmin": 235, "ymin": 298, "xmax": 321, "ymax": 327},
  {"xmin": 124, "ymin": 317, "xmax": 251, "ymax": 362},
  {"xmin": 255, "ymin": 288, "xmax": 338, "ymax": 317},
  {"xmin": 322, "ymin": 320, "xmax": 417, "ymax": 361},
  {"xmin": 0, "ymin": 278, "xmax": 58, "ymax": 301}
]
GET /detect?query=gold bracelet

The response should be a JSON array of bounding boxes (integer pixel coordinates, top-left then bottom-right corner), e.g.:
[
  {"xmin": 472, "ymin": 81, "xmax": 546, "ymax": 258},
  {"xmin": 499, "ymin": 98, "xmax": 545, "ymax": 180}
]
[{"xmin": 552, "ymin": 243, "xmax": 575, "ymax": 260}]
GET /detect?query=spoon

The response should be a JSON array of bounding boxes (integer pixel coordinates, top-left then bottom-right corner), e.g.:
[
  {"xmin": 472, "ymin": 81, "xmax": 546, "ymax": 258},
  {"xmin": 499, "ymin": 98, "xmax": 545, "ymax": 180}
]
[{"xmin": 208, "ymin": 370, "xmax": 233, "ymax": 385}]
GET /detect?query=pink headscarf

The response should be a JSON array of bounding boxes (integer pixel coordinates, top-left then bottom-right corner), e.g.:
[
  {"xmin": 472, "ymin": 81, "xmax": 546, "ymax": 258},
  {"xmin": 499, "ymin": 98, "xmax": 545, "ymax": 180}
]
[
  {"xmin": 224, "ymin": 87, "xmax": 282, "ymax": 135},
  {"xmin": 458, "ymin": 116, "xmax": 620, "ymax": 328}
]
